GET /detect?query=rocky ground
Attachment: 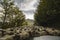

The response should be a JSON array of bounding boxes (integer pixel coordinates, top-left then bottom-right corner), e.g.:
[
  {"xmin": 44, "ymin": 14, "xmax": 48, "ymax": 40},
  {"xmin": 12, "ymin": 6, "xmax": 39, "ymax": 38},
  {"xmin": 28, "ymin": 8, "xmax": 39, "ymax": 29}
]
[{"xmin": 0, "ymin": 26, "xmax": 60, "ymax": 40}]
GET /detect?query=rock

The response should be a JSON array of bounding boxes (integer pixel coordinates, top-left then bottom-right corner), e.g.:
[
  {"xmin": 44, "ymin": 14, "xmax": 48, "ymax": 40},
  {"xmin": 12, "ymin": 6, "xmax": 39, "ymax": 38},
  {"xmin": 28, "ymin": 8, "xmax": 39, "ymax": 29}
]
[
  {"xmin": 39, "ymin": 31, "xmax": 48, "ymax": 36},
  {"xmin": 0, "ymin": 29, "xmax": 6, "ymax": 37},
  {"xmin": 46, "ymin": 28, "xmax": 60, "ymax": 36},
  {"xmin": 6, "ymin": 37, "xmax": 13, "ymax": 40},
  {"xmin": 6, "ymin": 30, "xmax": 14, "ymax": 35},
  {"xmin": 13, "ymin": 33, "xmax": 20, "ymax": 40},
  {"xmin": 19, "ymin": 31, "xmax": 29, "ymax": 39}
]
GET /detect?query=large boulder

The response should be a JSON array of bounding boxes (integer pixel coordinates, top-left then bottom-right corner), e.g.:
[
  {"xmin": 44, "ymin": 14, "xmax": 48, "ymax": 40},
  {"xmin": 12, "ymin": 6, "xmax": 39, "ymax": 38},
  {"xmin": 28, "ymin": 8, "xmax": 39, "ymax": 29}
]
[{"xmin": 6, "ymin": 28, "xmax": 14, "ymax": 35}]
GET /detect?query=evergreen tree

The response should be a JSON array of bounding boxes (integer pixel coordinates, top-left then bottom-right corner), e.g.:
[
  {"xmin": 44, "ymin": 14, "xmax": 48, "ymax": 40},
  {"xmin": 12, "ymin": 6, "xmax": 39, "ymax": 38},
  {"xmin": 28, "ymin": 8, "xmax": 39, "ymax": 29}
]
[{"xmin": 34, "ymin": 0, "xmax": 60, "ymax": 27}]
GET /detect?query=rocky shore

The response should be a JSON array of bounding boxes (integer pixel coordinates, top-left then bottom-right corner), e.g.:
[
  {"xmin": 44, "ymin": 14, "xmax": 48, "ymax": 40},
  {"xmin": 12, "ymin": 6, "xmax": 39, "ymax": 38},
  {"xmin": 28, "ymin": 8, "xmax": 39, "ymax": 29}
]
[{"xmin": 0, "ymin": 26, "xmax": 60, "ymax": 40}]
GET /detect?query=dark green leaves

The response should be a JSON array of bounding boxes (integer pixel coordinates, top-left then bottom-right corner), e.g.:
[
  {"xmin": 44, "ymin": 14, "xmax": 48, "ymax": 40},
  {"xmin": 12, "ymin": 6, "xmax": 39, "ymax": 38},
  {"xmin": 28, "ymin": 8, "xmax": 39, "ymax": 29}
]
[{"xmin": 34, "ymin": 0, "xmax": 60, "ymax": 27}]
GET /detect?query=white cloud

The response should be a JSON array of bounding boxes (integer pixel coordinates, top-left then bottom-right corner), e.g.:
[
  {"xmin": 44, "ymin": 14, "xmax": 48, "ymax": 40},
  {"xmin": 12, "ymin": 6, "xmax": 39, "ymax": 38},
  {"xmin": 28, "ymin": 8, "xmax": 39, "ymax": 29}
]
[
  {"xmin": 14, "ymin": 0, "xmax": 39, "ymax": 19},
  {"xmin": 14, "ymin": 0, "xmax": 38, "ymax": 11},
  {"xmin": 20, "ymin": 0, "xmax": 38, "ymax": 11},
  {"xmin": 23, "ymin": 12, "xmax": 34, "ymax": 20}
]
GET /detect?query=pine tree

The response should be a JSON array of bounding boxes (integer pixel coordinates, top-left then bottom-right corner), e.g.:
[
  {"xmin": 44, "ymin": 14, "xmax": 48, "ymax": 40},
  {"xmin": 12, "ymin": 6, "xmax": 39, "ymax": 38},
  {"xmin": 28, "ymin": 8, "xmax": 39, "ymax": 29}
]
[{"xmin": 34, "ymin": 0, "xmax": 60, "ymax": 27}]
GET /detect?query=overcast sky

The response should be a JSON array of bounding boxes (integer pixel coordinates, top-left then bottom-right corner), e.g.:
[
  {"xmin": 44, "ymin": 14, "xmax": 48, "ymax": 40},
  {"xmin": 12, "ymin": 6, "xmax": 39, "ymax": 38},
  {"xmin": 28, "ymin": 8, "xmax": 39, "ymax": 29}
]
[
  {"xmin": 0, "ymin": 0, "xmax": 39, "ymax": 20},
  {"xmin": 14, "ymin": 0, "xmax": 39, "ymax": 20}
]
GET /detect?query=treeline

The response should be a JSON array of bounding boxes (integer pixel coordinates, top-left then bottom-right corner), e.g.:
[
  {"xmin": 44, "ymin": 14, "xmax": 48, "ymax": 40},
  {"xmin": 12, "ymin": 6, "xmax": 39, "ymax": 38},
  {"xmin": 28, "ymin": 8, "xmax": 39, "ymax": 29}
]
[
  {"xmin": 34, "ymin": 0, "xmax": 60, "ymax": 28},
  {"xmin": 0, "ymin": 0, "xmax": 60, "ymax": 29}
]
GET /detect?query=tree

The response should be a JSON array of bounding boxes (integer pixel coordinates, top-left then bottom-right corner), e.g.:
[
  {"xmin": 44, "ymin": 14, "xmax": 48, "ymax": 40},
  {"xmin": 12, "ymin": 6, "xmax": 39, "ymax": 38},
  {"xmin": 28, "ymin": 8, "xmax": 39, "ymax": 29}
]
[
  {"xmin": 0, "ymin": 0, "xmax": 26, "ymax": 28},
  {"xmin": 8, "ymin": 7, "xmax": 26, "ymax": 27},
  {"xmin": 34, "ymin": 0, "xmax": 60, "ymax": 27}
]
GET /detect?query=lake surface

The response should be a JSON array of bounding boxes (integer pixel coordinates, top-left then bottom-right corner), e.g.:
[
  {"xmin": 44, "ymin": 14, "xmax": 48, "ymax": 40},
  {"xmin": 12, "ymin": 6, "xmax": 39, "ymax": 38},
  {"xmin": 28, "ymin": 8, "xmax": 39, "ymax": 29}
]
[{"xmin": 33, "ymin": 36, "xmax": 60, "ymax": 40}]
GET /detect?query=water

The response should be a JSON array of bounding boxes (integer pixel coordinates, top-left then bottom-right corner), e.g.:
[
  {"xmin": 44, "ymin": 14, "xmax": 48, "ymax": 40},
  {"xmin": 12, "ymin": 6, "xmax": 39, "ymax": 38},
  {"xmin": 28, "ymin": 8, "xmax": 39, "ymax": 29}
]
[{"xmin": 33, "ymin": 36, "xmax": 60, "ymax": 40}]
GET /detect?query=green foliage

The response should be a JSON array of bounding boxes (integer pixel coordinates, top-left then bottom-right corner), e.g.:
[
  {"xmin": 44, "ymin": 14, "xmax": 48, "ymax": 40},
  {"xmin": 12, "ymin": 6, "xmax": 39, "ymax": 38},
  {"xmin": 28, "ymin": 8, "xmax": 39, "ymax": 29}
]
[
  {"xmin": 0, "ymin": 0, "xmax": 26, "ymax": 28},
  {"xmin": 26, "ymin": 19, "xmax": 34, "ymax": 26},
  {"xmin": 34, "ymin": 0, "xmax": 60, "ymax": 27}
]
